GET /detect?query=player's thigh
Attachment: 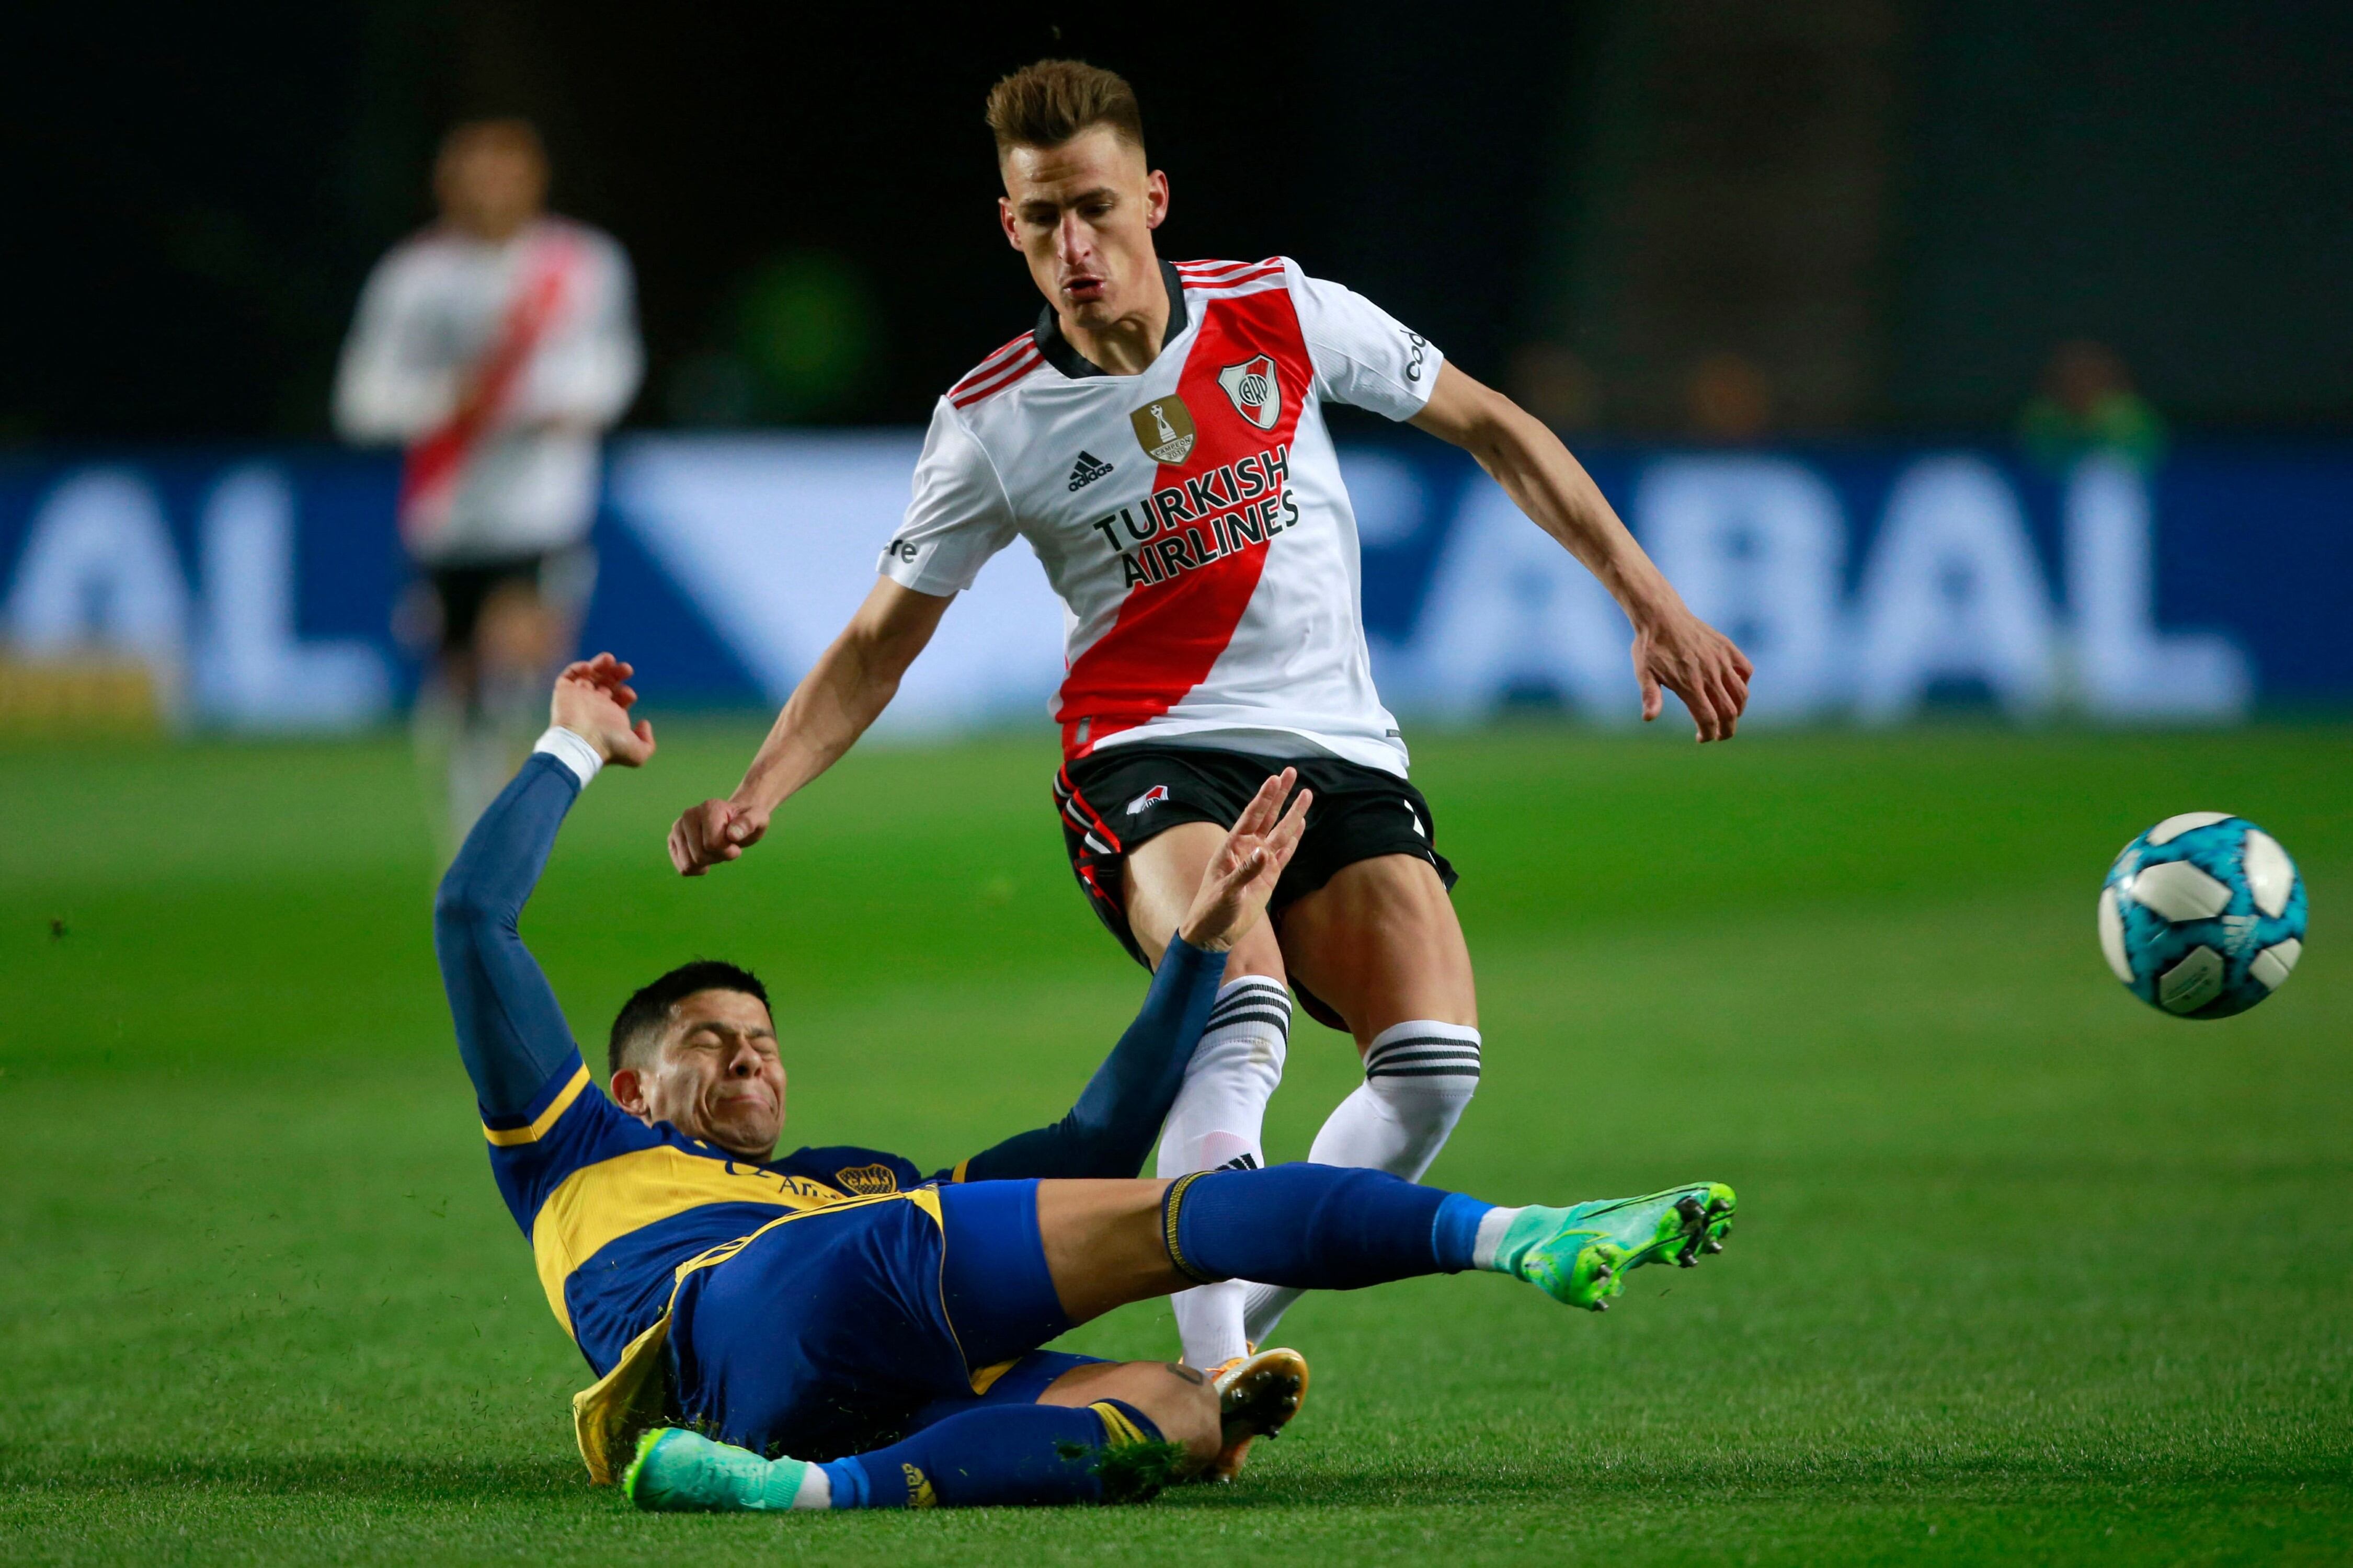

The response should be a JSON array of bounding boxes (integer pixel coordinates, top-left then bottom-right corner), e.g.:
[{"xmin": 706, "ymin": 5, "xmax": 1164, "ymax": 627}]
[
  {"xmin": 1280, "ymin": 852, "xmax": 1477, "ymax": 1047},
  {"xmin": 475, "ymin": 548, "xmax": 594, "ymax": 673},
  {"xmin": 1121, "ymin": 820, "xmax": 1285, "ymax": 981},
  {"xmin": 1037, "ymin": 1358, "xmax": 1219, "ymax": 1464},
  {"xmin": 474, "ymin": 579, "xmax": 562, "ymax": 671},
  {"xmin": 1033, "ymin": 1178, "xmax": 1192, "ymax": 1323}
]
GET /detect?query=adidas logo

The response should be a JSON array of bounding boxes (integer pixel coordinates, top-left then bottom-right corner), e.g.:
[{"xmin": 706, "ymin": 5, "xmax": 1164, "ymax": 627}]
[
  {"xmin": 1216, "ymin": 1152, "xmax": 1261, "ymax": 1172},
  {"xmin": 1067, "ymin": 451, "xmax": 1115, "ymax": 491}
]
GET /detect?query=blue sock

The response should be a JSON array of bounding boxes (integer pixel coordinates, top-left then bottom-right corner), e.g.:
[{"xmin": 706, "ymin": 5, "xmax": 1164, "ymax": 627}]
[
  {"xmin": 1432, "ymin": 1189, "xmax": 1492, "ymax": 1270},
  {"xmin": 820, "ymin": 1399, "xmax": 1169, "ymax": 1507},
  {"xmin": 1164, "ymin": 1163, "xmax": 1494, "ymax": 1286}
]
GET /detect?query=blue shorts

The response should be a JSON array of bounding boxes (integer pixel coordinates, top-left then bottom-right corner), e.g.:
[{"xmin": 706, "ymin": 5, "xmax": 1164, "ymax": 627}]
[{"xmin": 665, "ymin": 1180, "xmax": 1107, "ymax": 1460}]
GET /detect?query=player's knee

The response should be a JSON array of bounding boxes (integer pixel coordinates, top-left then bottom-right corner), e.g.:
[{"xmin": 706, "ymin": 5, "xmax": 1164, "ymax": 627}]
[
  {"xmin": 1152, "ymin": 1365, "xmax": 1225, "ymax": 1468},
  {"xmin": 1364, "ymin": 1019, "xmax": 1482, "ymax": 1114},
  {"xmin": 476, "ymin": 588, "xmax": 557, "ymax": 670},
  {"xmin": 1100, "ymin": 1361, "xmax": 1220, "ymax": 1468},
  {"xmin": 1222, "ymin": 917, "xmax": 1287, "ymax": 987},
  {"xmin": 1288, "ymin": 859, "xmax": 1475, "ymax": 1031}
]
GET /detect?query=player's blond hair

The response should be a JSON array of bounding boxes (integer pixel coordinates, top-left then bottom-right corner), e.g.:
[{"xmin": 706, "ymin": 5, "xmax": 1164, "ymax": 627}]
[{"xmin": 985, "ymin": 59, "xmax": 1146, "ymax": 158}]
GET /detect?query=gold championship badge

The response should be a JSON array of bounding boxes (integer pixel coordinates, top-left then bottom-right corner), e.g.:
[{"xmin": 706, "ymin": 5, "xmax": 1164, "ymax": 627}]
[{"xmin": 1129, "ymin": 395, "xmax": 1197, "ymax": 465}]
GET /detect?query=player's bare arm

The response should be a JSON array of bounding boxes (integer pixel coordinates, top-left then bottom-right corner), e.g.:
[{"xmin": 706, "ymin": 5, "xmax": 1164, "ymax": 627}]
[
  {"xmin": 1410, "ymin": 363, "xmax": 1756, "ymax": 741},
  {"xmin": 667, "ymin": 577, "xmax": 949, "ymax": 875}
]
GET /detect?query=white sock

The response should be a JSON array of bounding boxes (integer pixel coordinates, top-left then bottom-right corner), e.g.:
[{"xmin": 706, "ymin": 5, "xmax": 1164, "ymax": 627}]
[
  {"xmin": 1472, "ymin": 1205, "xmax": 1525, "ymax": 1272},
  {"xmin": 751, "ymin": 1453, "xmax": 831, "ymax": 1508},
  {"xmin": 446, "ymin": 715, "xmax": 513, "ymax": 848},
  {"xmin": 482, "ymin": 667, "xmax": 547, "ymax": 738},
  {"xmin": 789, "ymin": 1459, "xmax": 832, "ymax": 1508},
  {"xmin": 1157, "ymin": 975, "xmax": 1291, "ymax": 1368},
  {"xmin": 1242, "ymin": 1019, "xmax": 1482, "ymax": 1346}
]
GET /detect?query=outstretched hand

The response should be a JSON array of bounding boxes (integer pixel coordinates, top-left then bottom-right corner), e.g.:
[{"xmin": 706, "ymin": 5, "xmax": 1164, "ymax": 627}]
[
  {"xmin": 1633, "ymin": 607, "xmax": 1754, "ymax": 742},
  {"xmin": 551, "ymin": 653, "xmax": 657, "ymax": 767},
  {"xmin": 1177, "ymin": 769, "xmax": 1314, "ymax": 953}
]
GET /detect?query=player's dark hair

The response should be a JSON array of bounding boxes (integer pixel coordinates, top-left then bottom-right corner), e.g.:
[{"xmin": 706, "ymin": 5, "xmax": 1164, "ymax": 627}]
[
  {"xmin": 438, "ymin": 116, "xmax": 545, "ymax": 165},
  {"xmin": 608, "ymin": 960, "xmax": 770, "ymax": 1077},
  {"xmin": 985, "ymin": 59, "xmax": 1146, "ymax": 158}
]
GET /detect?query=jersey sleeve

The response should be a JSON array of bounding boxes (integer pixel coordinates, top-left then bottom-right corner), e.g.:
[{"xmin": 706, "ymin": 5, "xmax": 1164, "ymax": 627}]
[
  {"xmin": 1287, "ymin": 262, "xmax": 1445, "ymax": 422},
  {"xmin": 434, "ymin": 748, "xmax": 656, "ymax": 1233},
  {"xmin": 481, "ymin": 1046, "xmax": 654, "ymax": 1234},
  {"xmin": 878, "ymin": 399, "xmax": 1019, "ymax": 596},
  {"xmin": 333, "ymin": 246, "xmax": 458, "ymax": 443}
]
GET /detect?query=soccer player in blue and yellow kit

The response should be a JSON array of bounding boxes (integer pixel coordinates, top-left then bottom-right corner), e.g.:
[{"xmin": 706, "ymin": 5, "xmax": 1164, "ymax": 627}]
[{"xmin": 442, "ymin": 654, "xmax": 1738, "ymax": 1511}]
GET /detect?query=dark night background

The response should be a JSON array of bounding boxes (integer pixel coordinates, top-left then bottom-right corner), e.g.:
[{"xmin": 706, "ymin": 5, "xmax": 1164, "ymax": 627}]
[{"xmin": 5, "ymin": 1, "xmax": 2349, "ymax": 443}]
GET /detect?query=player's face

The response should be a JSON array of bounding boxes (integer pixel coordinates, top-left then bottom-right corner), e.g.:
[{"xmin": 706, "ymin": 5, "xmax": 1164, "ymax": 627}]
[
  {"xmin": 436, "ymin": 136, "xmax": 547, "ymax": 242},
  {"xmin": 998, "ymin": 128, "xmax": 1168, "ymax": 330},
  {"xmin": 641, "ymin": 989, "xmax": 787, "ymax": 1159}
]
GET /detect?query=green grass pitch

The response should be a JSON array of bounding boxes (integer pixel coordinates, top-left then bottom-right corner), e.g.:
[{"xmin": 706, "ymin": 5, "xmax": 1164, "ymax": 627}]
[{"xmin": 3, "ymin": 720, "xmax": 2347, "ymax": 1565}]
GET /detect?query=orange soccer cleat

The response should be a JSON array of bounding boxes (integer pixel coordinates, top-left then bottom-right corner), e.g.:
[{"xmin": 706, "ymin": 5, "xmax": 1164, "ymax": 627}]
[{"xmin": 1200, "ymin": 1345, "xmax": 1309, "ymax": 1483}]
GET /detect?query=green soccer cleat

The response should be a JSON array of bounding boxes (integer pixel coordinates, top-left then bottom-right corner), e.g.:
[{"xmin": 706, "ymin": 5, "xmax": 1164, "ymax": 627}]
[
  {"xmin": 1490, "ymin": 1183, "xmax": 1736, "ymax": 1311},
  {"xmin": 623, "ymin": 1426, "xmax": 817, "ymax": 1512}
]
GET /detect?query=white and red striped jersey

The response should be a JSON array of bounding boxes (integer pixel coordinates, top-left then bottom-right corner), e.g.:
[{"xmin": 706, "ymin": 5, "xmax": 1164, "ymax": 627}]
[
  {"xmin": 881, "ymin": 257, "xmax": 1442, "ymax": 775},
  {"xmin": 334, "ymin": 218, "xmax": 641, "ymax": 563}
]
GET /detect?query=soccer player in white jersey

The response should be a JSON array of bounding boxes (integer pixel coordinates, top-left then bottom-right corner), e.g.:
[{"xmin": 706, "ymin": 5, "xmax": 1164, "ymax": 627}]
[
  {"xmin": 335, "ymin": 118, "xmax": 642, "ymax": 845},
  {"xmin": 668, "ymin": 60, "xmax": 1752, "ymax": 1470}
]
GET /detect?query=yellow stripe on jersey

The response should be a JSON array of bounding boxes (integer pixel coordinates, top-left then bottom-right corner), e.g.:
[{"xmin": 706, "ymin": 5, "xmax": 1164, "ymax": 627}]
[
  {"xmin": 483, "ymin": 1063, "xmax": 591, "ymax": 1147},
  {"xmin": 529, "ymin": 1145, "xmax": 858, "ymax": 1335},
  {"xmin": 1091, "ymin": 1401, "xmax": 1148, "ymax": 1447}
]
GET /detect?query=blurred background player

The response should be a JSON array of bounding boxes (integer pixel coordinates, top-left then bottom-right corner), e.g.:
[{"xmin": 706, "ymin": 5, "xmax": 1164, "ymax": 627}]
[
  {"xmin": 2018, "ymin": 339, "xmax": 2168, "ymax": 472},
  {"xmin": 334, "ymin": 117, "xmax": 643, "ymax": 848}
]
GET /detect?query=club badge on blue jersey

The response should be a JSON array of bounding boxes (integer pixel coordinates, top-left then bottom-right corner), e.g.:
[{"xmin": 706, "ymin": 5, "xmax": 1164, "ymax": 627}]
[{"xmin": 833, "ymin": 1163, "xmax": 901, "ymax": 1195}]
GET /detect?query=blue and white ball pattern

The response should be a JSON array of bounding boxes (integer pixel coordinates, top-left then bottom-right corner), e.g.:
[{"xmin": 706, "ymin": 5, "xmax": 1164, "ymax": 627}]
[{"xmin": 2100, "ymin": 812, "xmax": 2306, "ymax": 1018}]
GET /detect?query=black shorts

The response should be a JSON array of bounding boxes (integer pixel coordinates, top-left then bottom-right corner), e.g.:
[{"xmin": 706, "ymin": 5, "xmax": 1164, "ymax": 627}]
[
  {"xmin": 420, "ymin": 547, "xmax": 595, "ymax": 655},
  {"xmin": 1054, "ymin": 743, "xmax": 1457, "ymax": 1030}
]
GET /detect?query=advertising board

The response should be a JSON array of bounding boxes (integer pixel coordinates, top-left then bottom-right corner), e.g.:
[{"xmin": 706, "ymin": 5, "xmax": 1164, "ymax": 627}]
[{"xmin": 2, "ymin": 438, "xmax": 2342, "ymax": 734}]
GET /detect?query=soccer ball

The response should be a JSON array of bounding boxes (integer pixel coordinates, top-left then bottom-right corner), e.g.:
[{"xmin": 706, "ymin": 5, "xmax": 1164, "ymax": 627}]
[{"xmin": 2099, "ymin": 812, "xmax": 2307, "ymax": 1018}]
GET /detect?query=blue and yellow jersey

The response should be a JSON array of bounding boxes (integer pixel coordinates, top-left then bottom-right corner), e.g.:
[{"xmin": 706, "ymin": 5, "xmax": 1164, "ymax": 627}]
[
  {"xmin": 434, "ymin": 747, "xmax": 1223, "ymax": 1480},
  {"xmin": 486, "ymin": 1049, "xmax": 945, "ymax": 1376}
]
